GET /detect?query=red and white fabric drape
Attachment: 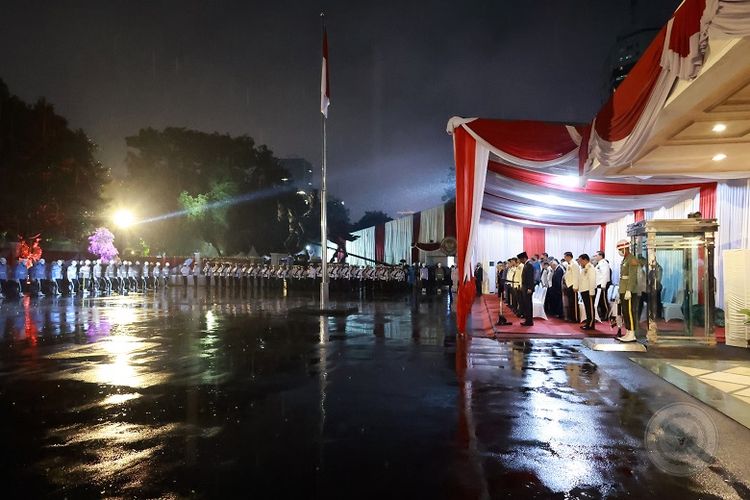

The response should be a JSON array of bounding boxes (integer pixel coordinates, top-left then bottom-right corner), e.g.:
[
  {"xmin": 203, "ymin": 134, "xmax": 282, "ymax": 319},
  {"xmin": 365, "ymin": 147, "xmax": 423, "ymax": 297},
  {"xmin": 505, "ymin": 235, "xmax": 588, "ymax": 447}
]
[
  {"xmin": 583, "ymin": 0, "xmax": 750, "ymax": 174},
  {"xmin": 453, "ymin": 126, "xmax": 489, "ymax": 333},
  {"xmin": 447, "ymin": 117, "xmax": 582, "ymax": 171}
]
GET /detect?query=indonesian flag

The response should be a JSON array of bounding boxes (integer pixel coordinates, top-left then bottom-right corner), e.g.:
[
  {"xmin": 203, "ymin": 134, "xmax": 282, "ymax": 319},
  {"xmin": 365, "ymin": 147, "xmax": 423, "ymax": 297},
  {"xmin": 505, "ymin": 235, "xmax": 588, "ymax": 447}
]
[{"xmin": 321, "ymin": 29, "xmax": 330, "ymax": 118}]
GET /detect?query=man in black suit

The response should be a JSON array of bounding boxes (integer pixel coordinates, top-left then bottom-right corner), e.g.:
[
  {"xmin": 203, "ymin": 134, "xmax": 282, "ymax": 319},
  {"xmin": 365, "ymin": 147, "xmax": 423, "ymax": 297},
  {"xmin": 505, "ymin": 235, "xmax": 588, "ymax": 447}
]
[
  {"xmin": 546, "ymin": 259, "xmax": 564, "ymax": 318},
  {"xmin": 518, "ymin": 252, "xmax": 535, "ymax": 326}
]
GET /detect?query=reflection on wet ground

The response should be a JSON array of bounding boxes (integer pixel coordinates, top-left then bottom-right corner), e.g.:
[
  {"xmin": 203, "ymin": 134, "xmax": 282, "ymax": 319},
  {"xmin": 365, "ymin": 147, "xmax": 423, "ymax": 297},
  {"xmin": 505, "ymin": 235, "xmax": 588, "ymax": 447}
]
[{"xmin": 0, "ymin": 289, "xmax": 748, "ymax": 498}]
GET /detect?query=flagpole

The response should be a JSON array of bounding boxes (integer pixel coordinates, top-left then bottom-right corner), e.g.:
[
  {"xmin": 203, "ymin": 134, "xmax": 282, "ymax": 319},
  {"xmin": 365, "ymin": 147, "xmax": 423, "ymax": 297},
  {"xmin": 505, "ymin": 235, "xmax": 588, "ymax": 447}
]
[{"xmin": 320, "ymin": 13, "xmax": 329, "ymax": 310}]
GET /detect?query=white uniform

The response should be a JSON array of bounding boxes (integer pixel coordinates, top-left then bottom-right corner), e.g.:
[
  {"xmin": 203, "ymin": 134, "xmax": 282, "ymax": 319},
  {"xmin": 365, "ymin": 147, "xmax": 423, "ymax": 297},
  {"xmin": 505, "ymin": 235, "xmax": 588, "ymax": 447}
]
[
  {"xmin": 595, "ymin": 259, "xmax": 611, "ymax": 288},
  {"xmin": 579, "ymin": 262, "xmax": 597, "ymax": 293},
  {"xmin": 564, "ymin": 260, "xmax": 580, "ymax": 289}
]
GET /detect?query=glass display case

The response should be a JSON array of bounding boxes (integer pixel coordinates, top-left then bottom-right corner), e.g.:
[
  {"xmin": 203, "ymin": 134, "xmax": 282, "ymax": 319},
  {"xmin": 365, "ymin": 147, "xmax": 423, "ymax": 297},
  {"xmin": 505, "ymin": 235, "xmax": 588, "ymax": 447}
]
[{"xmin": 628, "ymin": 219, "xmax": 719, "ymax": 345}]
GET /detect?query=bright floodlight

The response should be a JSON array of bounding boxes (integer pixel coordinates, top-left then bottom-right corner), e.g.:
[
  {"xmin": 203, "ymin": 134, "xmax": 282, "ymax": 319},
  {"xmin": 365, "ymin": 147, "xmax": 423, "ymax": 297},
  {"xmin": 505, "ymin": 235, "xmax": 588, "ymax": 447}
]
[
  {"xmin": 113, "ymin": 209, "xmax": 135, "ymax": 228},
  {"xmin": 712, "ymin": 123, "xmax": 726, "ymax": 133}
]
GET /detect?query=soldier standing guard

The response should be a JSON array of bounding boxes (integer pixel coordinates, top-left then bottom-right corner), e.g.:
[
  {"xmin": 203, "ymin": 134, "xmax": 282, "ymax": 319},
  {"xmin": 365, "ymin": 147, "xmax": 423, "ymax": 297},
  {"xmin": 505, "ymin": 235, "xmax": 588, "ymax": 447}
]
[
  {"xmin": 66, "ymin": 260, "xmax": 78, "ymax": 295},
  {"xmin": 616, "ymin": 239, "xmax": 640, "ymax": 343},
  {"xmin": 128, "ymin": 261, "xmax": 138, "ymax": 291},
  {"xmin": 30, "ymin": 258, "xmax": 46, "ymax": 296},
  {"xmin": 162, "ymin": 262, "xmax": 170, "ymax": 288},
  {"xmin": 104, "ymin": 260, "xmax": 115, "ymax": 293},
  {"xmin": 13, "ymin": 258, "xmax": 29, "ymax": 297},
  {"xmin": 141, "ymin": 261, "xmax": 149, "ymax": 291},
  {"xmin": 91, "ymin": 259, "xmax": 102, "ymax": 295},
  {"xmin": 50, "ymin": 260, "xmax": 63, "ymax": 296}
]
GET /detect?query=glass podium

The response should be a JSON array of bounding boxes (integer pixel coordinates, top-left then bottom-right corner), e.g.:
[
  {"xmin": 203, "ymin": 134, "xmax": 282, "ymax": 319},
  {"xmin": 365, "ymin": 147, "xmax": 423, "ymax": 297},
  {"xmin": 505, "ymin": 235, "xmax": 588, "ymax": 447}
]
[{"xmin": 627, "ymin": 219, "xmax": 719, "ymax": 345}]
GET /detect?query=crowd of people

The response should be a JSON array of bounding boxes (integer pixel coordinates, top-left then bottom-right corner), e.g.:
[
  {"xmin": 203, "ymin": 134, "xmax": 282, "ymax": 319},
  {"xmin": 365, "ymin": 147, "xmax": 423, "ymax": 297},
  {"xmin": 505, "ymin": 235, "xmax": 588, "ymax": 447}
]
[
  {"xmin": 483, "ymin": 241, "xmax": 643, "ymax": 342},
  {"xmin": 0, "ymin": 257, "xmax": 460, "ymax": 299}
]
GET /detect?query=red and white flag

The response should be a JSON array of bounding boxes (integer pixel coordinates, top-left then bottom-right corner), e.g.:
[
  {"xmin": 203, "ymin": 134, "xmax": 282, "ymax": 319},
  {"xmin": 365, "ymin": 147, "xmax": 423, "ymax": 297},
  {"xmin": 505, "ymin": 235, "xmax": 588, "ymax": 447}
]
[{"xmin": 320, "ymin": 29, "xmax": 330, "ymax": 118}]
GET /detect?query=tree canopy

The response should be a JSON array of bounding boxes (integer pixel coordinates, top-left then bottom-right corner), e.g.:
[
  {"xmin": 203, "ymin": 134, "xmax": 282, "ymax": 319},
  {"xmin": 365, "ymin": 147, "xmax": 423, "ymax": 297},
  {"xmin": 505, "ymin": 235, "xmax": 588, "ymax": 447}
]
[
  {"xmin": 121, "ymin": 127, "xmax": 353, "ymax": 256},
  {"xmin": 0, "ymin": 78, "xmax": 108, "ymax": 241}
]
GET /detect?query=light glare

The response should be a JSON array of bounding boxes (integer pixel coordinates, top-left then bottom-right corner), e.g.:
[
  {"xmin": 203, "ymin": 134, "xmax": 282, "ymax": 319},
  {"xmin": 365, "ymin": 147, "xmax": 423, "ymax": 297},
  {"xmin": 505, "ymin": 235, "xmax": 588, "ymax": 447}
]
[
  {"xmin": 712, "ymin": 153, "xmax": 727, "ymax": 162},
  {"xmin": 712, "ymin": 123, "xmax": 726, "ymax": 133},
  {"xmin": 113, "ymin": 210, "xmax": 135, "ymax": 228}
]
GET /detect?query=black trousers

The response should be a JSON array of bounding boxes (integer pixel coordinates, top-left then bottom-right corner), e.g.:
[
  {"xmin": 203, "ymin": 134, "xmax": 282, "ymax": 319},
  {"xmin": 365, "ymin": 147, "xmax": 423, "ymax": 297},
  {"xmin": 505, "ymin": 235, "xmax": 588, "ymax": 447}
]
[
  {"xmin": 521, "ymin": 288, "xmax": 533, "ymax": 323},
  {"xmin": 596, "ymin": 284, "xmax": 610, "ymax": 321},
  {"xmin": 620, "ymin": 293, "xmax": 638, "ymax": 331},
  {"xmin": 566, "ymin": 287, "xmax": 580, "ymax": 322},
  {"xmin": 581, "ymin": 290, "xmax": 595, "ymax": 327}
]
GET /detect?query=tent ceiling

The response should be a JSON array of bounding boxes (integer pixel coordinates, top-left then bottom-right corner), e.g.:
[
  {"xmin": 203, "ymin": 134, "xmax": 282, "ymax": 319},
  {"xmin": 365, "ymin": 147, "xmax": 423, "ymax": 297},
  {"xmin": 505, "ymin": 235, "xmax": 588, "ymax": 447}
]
[
  {"xmin": 599, "ymin": 37, "xmax": 750, "ymax": 178},
  {"xmin": 483, "ymin": 168, "xmax": 700, "ymax": 225}
]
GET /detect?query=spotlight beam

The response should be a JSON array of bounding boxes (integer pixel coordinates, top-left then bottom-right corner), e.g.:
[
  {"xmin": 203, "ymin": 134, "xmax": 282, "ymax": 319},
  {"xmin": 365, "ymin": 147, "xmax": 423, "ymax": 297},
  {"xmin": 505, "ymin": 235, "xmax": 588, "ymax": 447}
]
[{"xmin": 135, "ymin": 185, "xmax": 296, "ymax": 225}]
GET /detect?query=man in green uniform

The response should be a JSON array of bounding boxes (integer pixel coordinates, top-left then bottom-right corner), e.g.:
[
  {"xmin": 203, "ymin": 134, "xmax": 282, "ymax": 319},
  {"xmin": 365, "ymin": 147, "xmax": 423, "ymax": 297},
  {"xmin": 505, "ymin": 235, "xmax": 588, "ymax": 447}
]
[{"xmin": 616, "ymin": 239, "xmax": 639, "ymax": 343}]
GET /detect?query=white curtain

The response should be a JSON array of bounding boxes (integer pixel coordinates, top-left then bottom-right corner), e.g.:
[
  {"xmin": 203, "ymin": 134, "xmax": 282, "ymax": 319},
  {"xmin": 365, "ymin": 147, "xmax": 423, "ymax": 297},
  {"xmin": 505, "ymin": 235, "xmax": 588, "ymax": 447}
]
[
  {"xmin": 384, "ymin": 215, "xmax": 413, "ymax": 264},
  {"xmin": 716, "ymin": 179, "xmax": 750, "ymax": 309},
  {"xmin": 418, "ymin": 205, "xmax": 445, "ymax": 244},
  {"xmin": 544, "ymin": 226, "xmax": 601, "ymax": 262},
  {"xmin": 326, "ymin": 239, "xmax": 337, "ymax": 262},
  {"xmin": 346, "ymin": 227, "xmax": 376, "ymax": 267},
  {"xmin": 473, "ymin": 220, "xmax": 524, "ymax": 293},
  {"xmin": 418, "ymin": 205, "xmax": 445, "ymax": 262},
  {"xmin": 645, "ymin": 190, "xmax": 699, "ymax": 219},
  {"xmin": 605, "ymin": 213, "xmax": 635, "ymax": 284}
]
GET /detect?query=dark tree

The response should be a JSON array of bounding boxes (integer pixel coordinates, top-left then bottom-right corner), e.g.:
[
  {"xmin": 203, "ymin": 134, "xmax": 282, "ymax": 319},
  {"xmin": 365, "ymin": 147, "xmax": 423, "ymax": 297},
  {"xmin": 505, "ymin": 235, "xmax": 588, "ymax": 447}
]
[
  {"xmin": 351, "ymin": 210, "xmax": 392, "ymax": 232},
  {"xmin": 122, "ymin": 127, "xmax": 297, "ymax": 255},
  {"xmin": 0, "ymin": 78, "xmax": 108, "ymax": 241}
]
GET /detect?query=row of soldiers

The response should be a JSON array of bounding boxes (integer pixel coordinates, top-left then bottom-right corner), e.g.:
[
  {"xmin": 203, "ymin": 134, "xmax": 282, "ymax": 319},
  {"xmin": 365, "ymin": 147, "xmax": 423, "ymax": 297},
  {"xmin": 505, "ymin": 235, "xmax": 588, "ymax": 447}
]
[
  {"xmin": 0, "ymin": 258, "xmax": 174, "ymax": 298},
  {"xmin": 189, "ymin": 261, "xmax": 410, "ymax": 293},
  {"xmin": 0, "ymin": 257, "xmax": 420, "ymax": 299}
]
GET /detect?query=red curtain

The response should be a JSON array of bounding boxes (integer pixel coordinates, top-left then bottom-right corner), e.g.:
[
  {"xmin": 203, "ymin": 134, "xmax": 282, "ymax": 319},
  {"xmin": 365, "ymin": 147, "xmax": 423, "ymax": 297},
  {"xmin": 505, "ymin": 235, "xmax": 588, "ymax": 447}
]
[
  {"xmin": 466, "ymin": 119, "xmax": 579, "ymax": 162},
  {"xmin": 375, "ymin": 223, "xmax": 385, "ymax": 263},
  {"xmin": 634, "ymin": 209, "xmax": 645, "ymax": 222},
  {"xmin": 699, "ymin": 183, "xmax": 717, "ymax": 218},
  {"xmin": 453, "ymin": 127, "xmax": 477, "ymax": 333},
  {"xmin": 594, "ymin": 27, "xmax": 667, "ymax": 142},
  {"xmin": 668, "ymin": 0, "xmax": 706, "ymax": 58},
  {"xmin": 523, "ymin": 228, "xmax": 545, "ymax": 256},
  {"xmin": 600, "ymin": 224, "xmax": 607, "ymax": 251}
]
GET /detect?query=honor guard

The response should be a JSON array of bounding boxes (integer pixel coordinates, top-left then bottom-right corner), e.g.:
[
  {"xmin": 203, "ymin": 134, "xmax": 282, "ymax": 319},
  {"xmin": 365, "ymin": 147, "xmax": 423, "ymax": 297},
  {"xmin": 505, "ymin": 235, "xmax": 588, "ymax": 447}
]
[
  {"xmin": 162, "ymin": 262, "xmax": 171, "ymax": 288},
  {"xmin": 616, "ymin": 239, "xmax": 640, "ymax": 343}
]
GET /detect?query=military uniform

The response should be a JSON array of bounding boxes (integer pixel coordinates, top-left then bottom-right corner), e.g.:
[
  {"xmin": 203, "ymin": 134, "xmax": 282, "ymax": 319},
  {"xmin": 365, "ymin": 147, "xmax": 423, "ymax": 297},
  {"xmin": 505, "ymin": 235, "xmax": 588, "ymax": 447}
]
[{"xmin": 619, "ymin": 253, "xmax": 640, "ymax": 333}]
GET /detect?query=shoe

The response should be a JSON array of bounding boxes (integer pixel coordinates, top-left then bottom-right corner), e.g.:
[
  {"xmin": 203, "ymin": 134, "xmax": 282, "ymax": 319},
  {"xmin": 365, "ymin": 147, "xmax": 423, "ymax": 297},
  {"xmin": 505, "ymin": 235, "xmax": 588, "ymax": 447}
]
[
  {"xmin": 616, "ymin": 331, "xmax": 637, "ymax": 343},
  {"xmin": 580, "ymin": 325, "xmax": 595, "ymax": 331},
  {"xmin": 521, "ymin": 322, "xmax": 534, "ymax": 327}
]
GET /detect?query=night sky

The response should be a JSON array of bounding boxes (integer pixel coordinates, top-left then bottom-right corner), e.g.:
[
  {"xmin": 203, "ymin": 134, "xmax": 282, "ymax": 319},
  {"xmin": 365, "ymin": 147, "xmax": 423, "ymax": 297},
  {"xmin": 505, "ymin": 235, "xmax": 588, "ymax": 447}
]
[{"xmin": 0, "ymin": 0, "xmax": 679, "ymax": 219}]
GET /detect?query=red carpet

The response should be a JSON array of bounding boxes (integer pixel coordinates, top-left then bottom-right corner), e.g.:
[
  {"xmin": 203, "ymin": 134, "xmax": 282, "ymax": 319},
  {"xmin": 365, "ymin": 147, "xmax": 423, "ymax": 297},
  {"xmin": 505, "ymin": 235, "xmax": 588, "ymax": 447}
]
[
  {"xmin": 470, "ymin": 294, "xmax": 726, "ymax": 342},
  {"xmin": 469, "ymin": 294, "xmax": 616, "ymax": 340}
]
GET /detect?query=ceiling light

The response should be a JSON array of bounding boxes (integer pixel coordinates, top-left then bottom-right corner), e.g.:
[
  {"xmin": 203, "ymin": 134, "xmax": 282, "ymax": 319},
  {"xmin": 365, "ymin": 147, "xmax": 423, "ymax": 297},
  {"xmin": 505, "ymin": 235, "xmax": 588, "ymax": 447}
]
[
  {"xmin": 712, "ymin": 153, "xmax": 727, "ymax": 162},
  {"xmin": 712, "ymin": 123, "xmax": 726, "ymax": 133}
]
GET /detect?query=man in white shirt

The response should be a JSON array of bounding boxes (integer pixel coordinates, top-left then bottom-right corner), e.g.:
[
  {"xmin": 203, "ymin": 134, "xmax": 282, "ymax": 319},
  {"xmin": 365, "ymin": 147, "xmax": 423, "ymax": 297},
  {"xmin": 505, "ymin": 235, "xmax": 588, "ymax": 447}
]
[
  {"xmin": 578, "ymin": 254, "xmax": 598, "ymax": 330},
  {"xmin": 594, "ymin": 251, "xmax": 611, "ymax": 323},
  {"xmin": 562, "ymin": 252, "xmax": 580, "ymax": 323}
]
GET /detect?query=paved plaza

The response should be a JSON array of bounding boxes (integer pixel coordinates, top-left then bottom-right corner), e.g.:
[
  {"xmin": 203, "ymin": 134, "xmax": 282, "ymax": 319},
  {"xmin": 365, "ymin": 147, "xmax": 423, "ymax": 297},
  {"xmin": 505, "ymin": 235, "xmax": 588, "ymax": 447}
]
[{"xmin": 0, "ymin": 289, "xmax": 749, "ymax": 499}]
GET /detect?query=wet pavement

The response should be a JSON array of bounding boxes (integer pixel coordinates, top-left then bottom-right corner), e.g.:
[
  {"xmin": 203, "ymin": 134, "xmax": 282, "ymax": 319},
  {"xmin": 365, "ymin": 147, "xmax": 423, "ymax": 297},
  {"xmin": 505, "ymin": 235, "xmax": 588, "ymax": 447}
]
[{"xmin": 0, "ymin": 288, "xmax": 749, "ymax": 499}]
